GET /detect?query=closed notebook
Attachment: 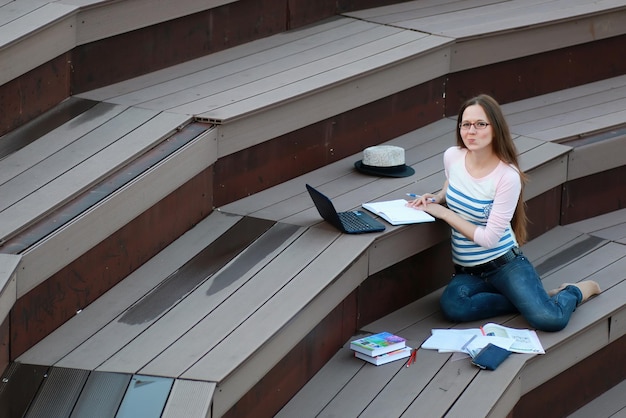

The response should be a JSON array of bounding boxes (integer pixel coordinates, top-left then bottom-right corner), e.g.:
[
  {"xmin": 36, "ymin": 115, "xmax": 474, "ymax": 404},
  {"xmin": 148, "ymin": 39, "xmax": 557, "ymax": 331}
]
[
  {"xmin": 470, "ymin": 343, "xmax": 512, "ymax": 370},
  {"xmin": 362, "ymin": 199, "xmax": 435, "ymax": 225}
]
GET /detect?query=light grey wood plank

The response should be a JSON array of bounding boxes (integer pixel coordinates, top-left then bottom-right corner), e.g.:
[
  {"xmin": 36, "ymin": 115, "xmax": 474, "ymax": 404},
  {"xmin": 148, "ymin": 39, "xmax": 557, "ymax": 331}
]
[
  {"xmin": 511, "ymin": 97, "xmax": 626, "ymax": 140},
  {"xmin": 347, "ymin": 0, "xmax": 540, "ymax": 27},
  {"xmin": 610, "ymin": 305, "xmax": 626, "ymax": 343},
  {"xmin": 391, "ymin": 0, "xmax": 625, "ymax": 39},
  {"xmin": 0, "ymin": 110, "xmax": 188, "ymax": 245},
  {"xmin": 502, "ymin": 75, "xmax": 626, "ymax": 115},
  {"xmin": 401, "ymin": 353, "xmax": 479, "ymax": 418},
  {"xmin": 17, "ymin": 210, "xmax": 240, "ymax": 366},
  {"xmin": 568, "ymin": 134, "xmax": 626, "ymax": 180},
  {"xmin": 72, "ymin": 0, "xmax": 237, "ymax": 45},
  {"xmin": 358, "ymin": 318, "xmax": 450, "ymax": 418},
  {"xmin": 201, "ymin": 41, "xmax": 450, "ymax": 156},
  {"xmin": 567, "ymin": 379, "xmax": 626, "ymax": 418},
  {"xmin": 0, "ymin": 102, "xmax": 124, "ymax": 186},
  {"xmin": 316, "ymin": 350, "xmax": 407, "ymax": 418},
  {"xmin": 125, "ymin": 21, "xmax": 399, "ymax": 111},
  {"xmin": 520, "ymin": 226, "xmax": 584, "ymax": 263},
  {"xmin": 191, "ymin": 34, "xmax": 449, "ymax": 122},
  {"xmin": 449, "ymin": 9, "xmax": 626, "ymax": 72},
  {"xmin": 507, "ymin": 85, "xmax": 626, "ymax": 129},
  {"xmin": 523, "ymin": 154, "xmax": 568, "ymax": 200},
  {"xmin": 18, "ymin": 125, "xmax": 216, "ymax": 298},
  {"xmin": 522, "ymin": 322, "xmax": 609, "ymax": 394},
  {"xmin": 444, "ymin": 354, "xmax": 529, "ymax": 418},
  {"xmin": 0, "ymin": 254, "xmax": 20, "ymax": 324},
  {"xmin": 142, "ymin": 227, "xmax": 346, "ymax": 377},
  {"xmin": 0, "ymin": 3, "xmax": 77, "ymax": 86},
  {"xmin": 518, "ymin": 141, "xmax": 571, "ymax": 172},
  {"xmin": 535, "ymin": 241, "xmax": 623, "ymax": 297},
  {"xmin": 185, "ymin": 241, "xmax": 372, "ymax": 417},
  {"xmin": 96, "ymin": 223, "xmax": 308, "ymax": 374},
  {"xmin": 528, "ymin": 109, "xmax": 626, "ymax": 143},
  {"xmin": 276, "ymin": 348, "xmax": 364, "ymax": 418},
  {"xmin": 78, "ymin": 16, "xmax": 356, "ymax": 102},
  {"xmin": 168, "ymin": 29, "xmax": 430, "ymax": 117},
  {"xmin": 161, "ymin": 379, "xmax": 214, "ymax": 418},
  {"xmin": 0, "ymin": 0, "xmax": 48, "ymax": 27},
  {"xmin": 58, "ymin": 219, "xmax": 297, "ymax": 371},
  {"xmin": 0, "ymin": 108, "xmax": 156, "ymax": 211},
  {"xmin": 565, "ymin": 209, "xmax": 626, "ymax": 235}
]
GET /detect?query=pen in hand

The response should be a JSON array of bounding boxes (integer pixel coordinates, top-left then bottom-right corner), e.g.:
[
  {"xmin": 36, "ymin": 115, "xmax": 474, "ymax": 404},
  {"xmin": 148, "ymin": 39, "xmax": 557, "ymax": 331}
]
[{"xmin": 406, "ymin": 193, "xmax": 436, "ymax": 203}]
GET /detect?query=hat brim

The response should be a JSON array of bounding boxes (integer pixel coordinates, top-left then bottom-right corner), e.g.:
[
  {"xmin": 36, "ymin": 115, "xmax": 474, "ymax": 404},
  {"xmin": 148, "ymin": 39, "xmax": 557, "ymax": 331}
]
[{"xmin": 354, "ymin": 161, "xmax": 415, "ymax": 178}]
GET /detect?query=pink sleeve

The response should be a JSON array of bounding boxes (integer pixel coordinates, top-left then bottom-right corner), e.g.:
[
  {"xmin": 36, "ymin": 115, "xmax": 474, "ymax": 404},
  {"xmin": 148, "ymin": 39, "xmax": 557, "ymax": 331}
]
[{"xmin": 472, "ymin": 167, "xmax": 521, "ymax": 248}]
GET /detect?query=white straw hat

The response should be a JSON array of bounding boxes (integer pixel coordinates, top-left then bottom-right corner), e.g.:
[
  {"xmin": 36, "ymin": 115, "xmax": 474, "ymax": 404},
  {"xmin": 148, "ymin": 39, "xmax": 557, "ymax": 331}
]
[{"xmin": 354, "ymin": 145, "xmax": 415, "ymax": 177}]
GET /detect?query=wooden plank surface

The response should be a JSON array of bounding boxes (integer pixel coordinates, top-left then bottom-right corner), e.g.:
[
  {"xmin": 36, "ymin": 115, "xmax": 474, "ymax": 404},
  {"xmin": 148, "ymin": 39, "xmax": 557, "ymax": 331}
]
[
  {"xmin": 52, "ymin": 216, "xmax": 279, "ymax": 371},
  {"xmin": 160, "ymin": 379, "xmax": 215, "ymax": 418},
  {"xmin": 281, "ymin": 208, "xmax": 626, "ymax": 417},
  {"xmin": 568, "ymin": 378, "xmax": 626, "ymax": 418},
  {"xmin": 0, "ymin": 254, "xmax": 20, "ymax": 324},
  {"xmin": 209, "ymin": 250, "xmax": 373, "ymax": 416},
  {"xmin": 348, "ymin": 0, "xmax": 626, "ymax": 38},
  {"xmin": 17, "ymin": 124, "xmax": 215, "ymax": 297},
  {"xmin": 143, "ymin": 23, "xmax": 412, "ymax": 112},
  {"xmin": 275, "ymin": 347, "xmax": 365, "ymax": 417},
  {"xmin": 566, "ymin": 208, "xmax": 626, "ymax": 235},
  {"xmin": 17, "ymin": 210, "xmax": 241, "ymax": 366},
  {"xmin": 0, "ymin": 2, "xmax": 77, "ymax": 86},
  {"xmin": 96, "ymin": 223, "xmax": 309, "ymax": 374},
  {"xmin": 0, "ymin": 102, "xmax": 123, "ymax": 186},
  {"xmin": 0, "ymin": 109, "xmax": 189, "ymax": 243},
  {"xmin": 77, "ymin": 16, "xmax": 355, "ymax": 102}
]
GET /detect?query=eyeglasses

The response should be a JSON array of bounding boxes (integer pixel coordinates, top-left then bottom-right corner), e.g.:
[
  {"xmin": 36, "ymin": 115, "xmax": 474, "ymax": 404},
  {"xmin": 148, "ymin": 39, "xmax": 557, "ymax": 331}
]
[{"xmin": 460, "ymin": 121, "xmax": 490, "ymax": 130}]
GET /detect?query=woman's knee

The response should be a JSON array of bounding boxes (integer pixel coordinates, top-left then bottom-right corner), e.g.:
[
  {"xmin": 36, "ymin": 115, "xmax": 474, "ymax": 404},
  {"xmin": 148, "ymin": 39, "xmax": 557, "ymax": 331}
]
[
  {"xmin": 440, "ymin": 287, "xmax": 468, "ymax": 322},
  {"xmin": 524, "ymin": 313, "xmax": 568, "ymax": 332}
]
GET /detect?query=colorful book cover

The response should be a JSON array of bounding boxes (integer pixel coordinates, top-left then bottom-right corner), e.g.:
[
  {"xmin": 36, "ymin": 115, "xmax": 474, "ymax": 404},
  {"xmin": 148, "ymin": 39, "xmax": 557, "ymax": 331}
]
[{"xmin": 350, "ymin": 332, "xmax": 406, "ymax": 357}]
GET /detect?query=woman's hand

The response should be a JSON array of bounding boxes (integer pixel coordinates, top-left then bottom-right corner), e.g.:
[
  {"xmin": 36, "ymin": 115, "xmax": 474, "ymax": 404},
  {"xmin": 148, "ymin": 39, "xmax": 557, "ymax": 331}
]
[{"xmin": 407, "ymin": 193, "xmax": 438, "ymax": 208}]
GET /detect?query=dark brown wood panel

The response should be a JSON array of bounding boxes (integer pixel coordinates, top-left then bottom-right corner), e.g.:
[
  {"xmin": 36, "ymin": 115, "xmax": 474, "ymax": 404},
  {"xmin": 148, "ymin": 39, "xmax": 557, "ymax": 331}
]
[
  {"xmin": 0, "ymin": 98, "xmax": 97, "ymax": 159},
  {"xmin": 0, "ymin": 317, "xmax": 8, "ymax": 376},
  {"xmin": 10, "ymin": 167, "xmax": 213, "ymax": 358},
  {"xmin": 512, "ymin": 333, "xmax": 626, "ymax": 418},
  {"xmin": 561, "ymin": 165, "xmax": 626, "ymax": 225},
  {"xmin": 445, "ymin": 34, "xmax": 626, "ymax": 112},
  {"xmin": 525, "ymin": 186, "xmax": 563, "ymax": 242},
  {"xmin": 0, "ymin": 54, "xmax": 71, "ymax": 138},
  {"xmin": 357, "ymin": 239, "xmax": 453, "ymax": 329},
  {"xmin": 213, "ymin": 79, "xmax": 447, "ymax": 206},
  {"xmin": 0, "ymin": 363, "xmax": 49, "ymax": 418},
  {"xmin": 223, "ymin": 291, "xmax": 358, "ymax": 418},
  {"xmin": 71, "ymin": 0, "xmax": 289, "ymax": 94}
]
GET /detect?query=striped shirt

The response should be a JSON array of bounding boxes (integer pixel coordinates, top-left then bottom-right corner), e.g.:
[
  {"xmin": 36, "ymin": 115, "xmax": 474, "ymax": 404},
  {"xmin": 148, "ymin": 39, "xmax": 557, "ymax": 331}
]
[{"xmin": 444, "ymin": 146, "xmax": 521, "ymax": 266}]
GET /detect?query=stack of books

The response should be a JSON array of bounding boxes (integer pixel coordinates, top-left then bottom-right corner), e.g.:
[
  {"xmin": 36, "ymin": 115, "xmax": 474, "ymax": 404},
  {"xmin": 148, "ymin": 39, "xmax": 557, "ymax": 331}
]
[{"xmin": 350, "ymin": 331, "xmax": 412, "ymax": 366}]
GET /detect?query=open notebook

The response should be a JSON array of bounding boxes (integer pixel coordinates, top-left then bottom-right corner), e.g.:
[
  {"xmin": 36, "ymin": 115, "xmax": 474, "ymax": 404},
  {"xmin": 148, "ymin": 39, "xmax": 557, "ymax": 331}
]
[{"xmin": 362, "ymin": 199, "xmax": 435, "ymax": 225}]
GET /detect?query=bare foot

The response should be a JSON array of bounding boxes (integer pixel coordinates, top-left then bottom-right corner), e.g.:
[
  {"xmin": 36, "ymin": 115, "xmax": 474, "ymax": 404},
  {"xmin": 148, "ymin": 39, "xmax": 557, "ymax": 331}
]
[
  {"xmin": 573, "ymin": 280, "xmax": 601, "ymax": 304},
  {"xmin": 548, "ymin": 281, "xmax": 601, "ymax": 304},
  {"xmin": 547, "ymin": 283, "xmax": 572, "ymax": 297}
]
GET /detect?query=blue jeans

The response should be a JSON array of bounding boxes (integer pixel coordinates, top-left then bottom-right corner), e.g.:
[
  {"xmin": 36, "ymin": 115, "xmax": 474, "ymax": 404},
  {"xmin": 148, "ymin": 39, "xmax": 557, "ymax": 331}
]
[{"xmin": 440, "ymin": 252, "xmax": 582, "ymax": 332}]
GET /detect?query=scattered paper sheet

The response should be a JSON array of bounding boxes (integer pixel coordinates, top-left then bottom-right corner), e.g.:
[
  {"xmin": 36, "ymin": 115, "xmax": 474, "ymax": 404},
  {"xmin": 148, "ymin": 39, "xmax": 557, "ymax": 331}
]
[{"xmin": 421, "ymin": 323, "xmax": 545, "ymax": 355}]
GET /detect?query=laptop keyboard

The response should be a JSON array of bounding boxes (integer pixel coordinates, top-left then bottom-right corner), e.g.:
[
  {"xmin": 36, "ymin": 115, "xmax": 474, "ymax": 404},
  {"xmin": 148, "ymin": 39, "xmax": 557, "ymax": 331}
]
[{"xmin": 338, "ymin": 211, "xmax": 377, "ymax": 232}]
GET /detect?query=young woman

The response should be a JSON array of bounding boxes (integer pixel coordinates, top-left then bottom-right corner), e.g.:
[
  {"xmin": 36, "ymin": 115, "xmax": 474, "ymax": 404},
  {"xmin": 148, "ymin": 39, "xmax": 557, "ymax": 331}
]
[{"xmin": 408, "ymin": 94, "xmax": 600, "ymax": 332}]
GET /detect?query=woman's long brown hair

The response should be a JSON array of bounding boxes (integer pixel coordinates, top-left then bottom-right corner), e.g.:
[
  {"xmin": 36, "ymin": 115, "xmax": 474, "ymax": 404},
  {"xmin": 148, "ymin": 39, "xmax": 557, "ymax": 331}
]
[{"xmin": 455, "ymin": 94, "xmax": 528, "ymax": 245}]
